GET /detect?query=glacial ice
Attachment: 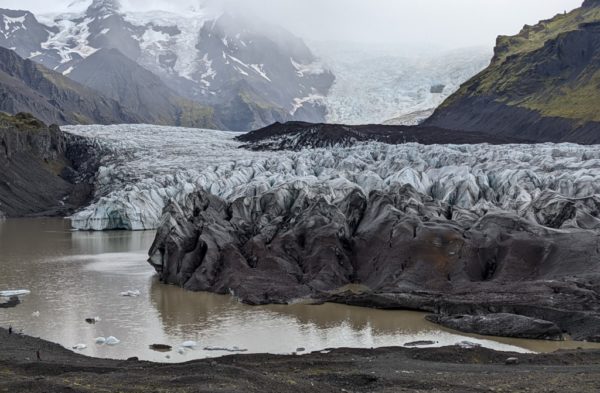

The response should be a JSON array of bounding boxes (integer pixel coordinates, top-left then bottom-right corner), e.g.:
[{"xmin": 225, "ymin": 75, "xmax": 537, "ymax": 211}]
[{"xmin": 64, "ymin": 124, "xmax": 600, "ymax": 232}]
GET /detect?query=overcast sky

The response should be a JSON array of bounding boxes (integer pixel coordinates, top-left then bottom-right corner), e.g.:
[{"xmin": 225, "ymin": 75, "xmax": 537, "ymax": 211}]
[{"xmin": 2, "ymin": 0, "xmax": 584, "ymax": 49}]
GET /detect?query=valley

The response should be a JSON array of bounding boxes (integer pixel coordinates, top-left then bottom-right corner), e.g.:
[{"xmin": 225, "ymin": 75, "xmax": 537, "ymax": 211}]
[{"xmin": 1, "ymin": 0, "xmax": 600, "ymax": 392}]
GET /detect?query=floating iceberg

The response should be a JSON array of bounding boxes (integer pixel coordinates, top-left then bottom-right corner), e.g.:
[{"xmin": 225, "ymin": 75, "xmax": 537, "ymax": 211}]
[
  {"xmin": 120, "ymin": 290, "xmax": 141, "ymax": 297},
  {"xmin": 181, "ymin": 341, "xmax": 197, "ymax": 348}
]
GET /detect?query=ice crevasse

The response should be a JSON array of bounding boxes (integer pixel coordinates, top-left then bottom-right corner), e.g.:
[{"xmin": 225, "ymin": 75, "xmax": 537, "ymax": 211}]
[{"xmin": 64, "ymin": 124, "xmax": 600, "ymax": 231}]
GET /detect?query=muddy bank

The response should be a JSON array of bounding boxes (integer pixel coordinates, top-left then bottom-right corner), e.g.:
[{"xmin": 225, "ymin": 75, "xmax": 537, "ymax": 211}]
[{"xmin": 1, "ymin": 328, "xmax": 600, "ymax": 392}]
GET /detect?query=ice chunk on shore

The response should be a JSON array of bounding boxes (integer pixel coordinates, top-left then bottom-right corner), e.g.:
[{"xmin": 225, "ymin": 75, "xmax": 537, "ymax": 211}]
[{"xmin": 0, "ymin": 290, "xmax": 30, "ymax": 297}]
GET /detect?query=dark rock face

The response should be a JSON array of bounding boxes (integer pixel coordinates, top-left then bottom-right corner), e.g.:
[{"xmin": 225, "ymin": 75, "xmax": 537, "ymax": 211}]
[
  {"xmin": 237, "ymin": 121, "xmax": 527, "ymax": 151},
  {"xmin": 148, "ymin": 185, "xmax": 600, "ymax": 341},
  {"xmin": 426, "ymin": 314, "xmax": 564, "ymax": 341},
  {"xmin": 0, "ymin": 46, "xmax": 141, "ymax": 125},
  {"xmin": 0, "ymin": 113, "xmax": 99, "ymax": 217},
  {"xmin": 426, "ymin": 3, "xmax": 600, "ymax": 144}
]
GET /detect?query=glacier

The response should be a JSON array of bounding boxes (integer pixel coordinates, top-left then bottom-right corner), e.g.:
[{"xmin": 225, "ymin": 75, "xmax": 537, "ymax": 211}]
[
  {"xmin": 313, "ymin": 44, "xmax": 492, "ymax": 125},
  {"xmin": 64, "ymin": 124, "xmax": 600, "ymax": 232}
]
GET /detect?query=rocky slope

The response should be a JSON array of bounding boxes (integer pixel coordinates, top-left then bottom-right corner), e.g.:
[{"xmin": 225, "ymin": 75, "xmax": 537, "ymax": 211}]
[
  {"xmin": 0, "ymin": 113, "xmax": 98, "ymax": 217},
  {"xmin": 68, "ymin": 48, "xmax": 220, "ymax": 129},
  {"xmin": 237, "ymin": 121, "xmax": 526, "ymax": 150},
  {"xmin": 0, "ymin": 0, "xmax": 334, "ymax": 130},
  {"xmin": 426, "ymin": 0, "xmax": 600, "ymax": 143},
  {"xmin": 0, "ymin": 46, "xmax": 141, "ymax": 125}
]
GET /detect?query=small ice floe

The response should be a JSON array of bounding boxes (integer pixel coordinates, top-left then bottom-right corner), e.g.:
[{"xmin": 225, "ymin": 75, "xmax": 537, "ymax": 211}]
[
  {"xmin": 203, "ymin": 346, "xmax": 248, "ymax": 353},
  {"xmin": 85, "ymin": 317, "xmax": 101, "ymax": 324},
  {"xmin": 120, "ymin": 290, "xmax": 141, "ymax": 297},
  {"xmin": 95, "ymin": 337, "xmax": 107, "ymax": 345},
  {"xmin": 181, "ymin": 341, "xmax": 197, "ymax": 348},
  {"xmin": 72, "ymin": 344, "xmax": 87, "ymax": 351},
  {"xmin": 31, "ymin": 311, "xmax": 40, "ymax": 317},
  {"xmin": 105, "ymin": 336, "xmax": 120, "ymax": 345},
  {"xmin": 0, "ymin": 290, "xmax": 31, "ymax": 297}
]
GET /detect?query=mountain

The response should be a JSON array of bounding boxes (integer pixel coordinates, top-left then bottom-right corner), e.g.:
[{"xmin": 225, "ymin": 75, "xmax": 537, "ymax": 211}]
[
  {"xmin": 0, "ymin": 112, "xmax": 97, "ymax": 217},
  {"xmin": 0, "ymin": 45, "xmax": 141, "ymax": 125},
  {"xmin": 67, "ymin": 48, "xmax": 220, "ymax": 128},
  {"xmin": 0, "ymin": 0, "xmax": 334, "ymax": 130},
  {"xmin": 426, "ymin": 0, "xmax": 600, "ymax": 143}
]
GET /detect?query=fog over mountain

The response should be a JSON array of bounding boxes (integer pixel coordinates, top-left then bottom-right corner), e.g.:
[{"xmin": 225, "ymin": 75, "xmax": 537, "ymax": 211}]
[{"xmin": 4, "ymin": 0, "xmax": 583, "ymax": 48}]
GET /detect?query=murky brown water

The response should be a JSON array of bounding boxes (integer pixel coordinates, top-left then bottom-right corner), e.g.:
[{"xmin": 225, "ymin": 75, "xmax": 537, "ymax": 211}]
[{"xmin": 1, "ymin": 218, "xmax": 599, "ymax": 363}]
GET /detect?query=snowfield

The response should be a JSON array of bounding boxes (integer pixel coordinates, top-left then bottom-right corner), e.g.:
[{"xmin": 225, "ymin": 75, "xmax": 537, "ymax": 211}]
[{"xmin": 64, "ymin": 124, "xmax": 600, "ymax": 231}]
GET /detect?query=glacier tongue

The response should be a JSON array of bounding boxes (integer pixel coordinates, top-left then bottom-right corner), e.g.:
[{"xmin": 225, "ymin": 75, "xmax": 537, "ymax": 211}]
[{"xmin": 64, "ymin": 124, "xmax": 600, "ymax": 231}]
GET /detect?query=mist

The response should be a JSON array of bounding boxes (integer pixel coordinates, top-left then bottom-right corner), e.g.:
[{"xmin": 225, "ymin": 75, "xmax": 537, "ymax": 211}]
[{"xmin": 2, "ymin": 0, "xmax": 584, "ymax": 49}]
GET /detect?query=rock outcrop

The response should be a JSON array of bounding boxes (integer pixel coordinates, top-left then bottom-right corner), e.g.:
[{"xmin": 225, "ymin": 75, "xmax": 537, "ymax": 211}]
[
  {"xmin": 426, "ymin": 0, "xmax": 600, "ymax": 143},
  {"xmin": 237, "ymin": 121, "xmax": 526, "ymax": 151},
  {"xmin": 0, "ymin": 113, "xmax": 98, "ymax": 217},
  {"xmin": 148, "ymin": 183, "xmax": 600, "ymax": 341},
  {"xmin": 426, "ymin": 314, "xmax": 564, "ymax": 341}
]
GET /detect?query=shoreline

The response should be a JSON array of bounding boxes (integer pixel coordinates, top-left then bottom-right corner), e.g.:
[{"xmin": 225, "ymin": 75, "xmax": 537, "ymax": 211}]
[{"xmin": 1, "ymin": 328, "xmax": 600, "ymax": 392}]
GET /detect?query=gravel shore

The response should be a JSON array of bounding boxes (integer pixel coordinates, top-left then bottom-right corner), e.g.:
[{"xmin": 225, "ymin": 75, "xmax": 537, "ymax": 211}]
[{"xmin": 2, "ymin": 328, "xmax": 600, "ymax": 392}]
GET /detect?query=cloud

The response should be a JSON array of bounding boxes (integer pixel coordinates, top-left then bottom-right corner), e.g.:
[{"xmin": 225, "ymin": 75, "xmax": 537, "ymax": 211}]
[{"xmin": 2, "ymin": 0, "xmax": 584, "ymax": 48}]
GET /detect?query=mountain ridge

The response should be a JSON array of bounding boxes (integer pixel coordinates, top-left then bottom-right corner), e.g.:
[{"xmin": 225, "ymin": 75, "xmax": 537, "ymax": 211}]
[
  {"xmin": 0, "ymin": 1, "xmax": 334, "ymax": 130},
  {"xmin": 426, "ymin": 0, "xmax": 600, "ymax": 143},
  {"xmin": 0, "ymin": 45, "xmax": 142, "ymax": 125}
]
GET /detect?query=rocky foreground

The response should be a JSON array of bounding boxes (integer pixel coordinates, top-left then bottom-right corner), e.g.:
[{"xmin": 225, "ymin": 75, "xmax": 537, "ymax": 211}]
[{"xmin": 1, "ymin": 328, "xmax": 600, "ymax": 393}]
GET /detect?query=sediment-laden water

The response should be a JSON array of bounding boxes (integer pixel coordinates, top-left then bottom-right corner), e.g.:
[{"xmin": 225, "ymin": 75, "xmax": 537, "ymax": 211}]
[{"xmin": 1, "ymin": 218, "xmax": 599, "ymax": 363}]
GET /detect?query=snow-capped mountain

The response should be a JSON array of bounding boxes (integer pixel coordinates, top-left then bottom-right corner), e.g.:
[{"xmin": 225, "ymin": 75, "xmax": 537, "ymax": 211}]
[
  {"xmin": 0, "ymin": 0, "xmax": 334, "ymax": 130},
  {"xmin": 312, "ymin": 43, "xmax": 492, "ymax": 125}
]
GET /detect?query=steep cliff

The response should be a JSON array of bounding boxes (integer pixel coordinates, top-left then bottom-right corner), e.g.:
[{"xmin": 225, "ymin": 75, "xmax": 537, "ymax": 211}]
[
  {"xmin": 0, "ymin": 113, "xmax": 97, "ymax": 217},
  {"xmin": 426, "ymin": 1, "xmax": 600, "ymax": 143}
]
